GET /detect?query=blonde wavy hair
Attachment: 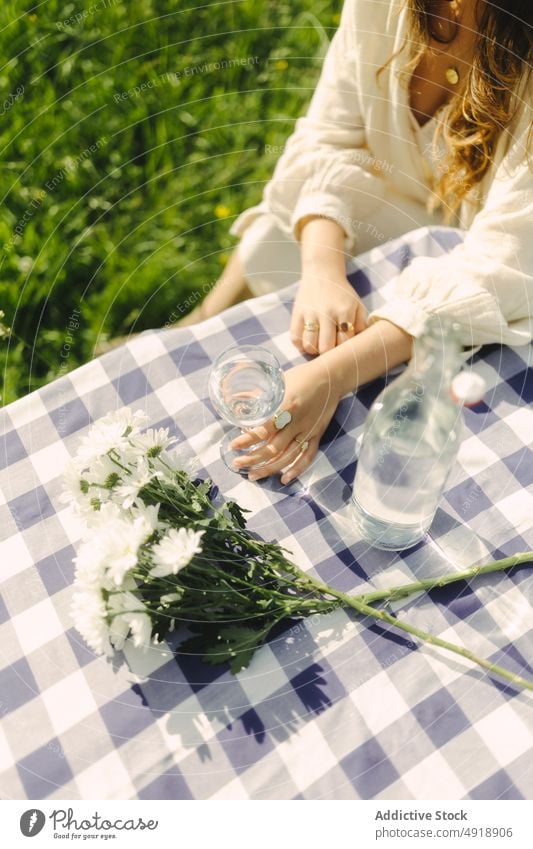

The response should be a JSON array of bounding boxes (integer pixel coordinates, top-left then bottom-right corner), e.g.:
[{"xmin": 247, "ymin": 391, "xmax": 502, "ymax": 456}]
[{"xmin": 406, "ymin": 0, "xmax": 533, "ymax": 216}]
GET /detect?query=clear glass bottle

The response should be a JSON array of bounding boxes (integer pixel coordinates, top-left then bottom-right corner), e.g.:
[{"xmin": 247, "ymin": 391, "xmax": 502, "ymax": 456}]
[{"xmin": 351, "ymin": 316, "xmax": 482, "ymax": 551}]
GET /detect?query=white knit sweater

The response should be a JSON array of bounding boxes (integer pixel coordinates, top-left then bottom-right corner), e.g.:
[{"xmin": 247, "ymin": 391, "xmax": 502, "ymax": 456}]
[{"xmin": 231, "ymin": 0, "xmax": 533, "ymax": 347}]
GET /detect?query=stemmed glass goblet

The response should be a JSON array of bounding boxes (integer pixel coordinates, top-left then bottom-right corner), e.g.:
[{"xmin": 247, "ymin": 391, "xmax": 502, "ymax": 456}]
[{"xmin": 208, "ymin": 345, "xmax": 286, "ymax": 474}]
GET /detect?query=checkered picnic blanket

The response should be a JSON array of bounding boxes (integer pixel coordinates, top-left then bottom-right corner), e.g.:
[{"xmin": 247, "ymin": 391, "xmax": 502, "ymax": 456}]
[{"xmin": 1, "ymin": 226, "xmax": 532, "ymax": 801}]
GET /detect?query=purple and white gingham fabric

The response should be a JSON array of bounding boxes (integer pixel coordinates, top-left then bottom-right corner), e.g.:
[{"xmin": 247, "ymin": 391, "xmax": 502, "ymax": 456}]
[{"xmin": 1, "ymin": 227, "xmax": 532, "ymax": 801}]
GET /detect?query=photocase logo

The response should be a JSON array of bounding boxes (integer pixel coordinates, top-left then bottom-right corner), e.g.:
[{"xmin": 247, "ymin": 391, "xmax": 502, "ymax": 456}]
[{"xmin": 20, "ymin": 810, "xmax": 46, "ymax": 837}]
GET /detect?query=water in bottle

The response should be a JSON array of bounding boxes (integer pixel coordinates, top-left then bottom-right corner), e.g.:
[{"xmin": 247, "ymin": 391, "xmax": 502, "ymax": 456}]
[{"xmin": 351, "ymin": 316, "xmax": 484, "ymax": 550}]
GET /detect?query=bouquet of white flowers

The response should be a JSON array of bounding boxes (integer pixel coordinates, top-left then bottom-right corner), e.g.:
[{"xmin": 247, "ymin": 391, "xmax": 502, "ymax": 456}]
[{"xmin": 64, "ymin": 407, "xmax": 533, "ymax": 688}]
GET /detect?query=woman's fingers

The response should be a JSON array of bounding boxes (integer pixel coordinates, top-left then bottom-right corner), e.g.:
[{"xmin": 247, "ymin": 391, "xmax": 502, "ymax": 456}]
[
  {"xmin": 290, "ymin": 309, "xmax": 321, "ymax": 355},
  {"xmin": 354, "ymin": 301, "xmax": 368, "ymax": 334},
  {"xmin": 290, "ymin": 311, "xmax": 304, "ymax": 353},
  {"xmin": 300, "ymin": 302, "xmax": 366, "ymax": 355},
  {"xmin": 230, "ymin": 424, "xmax": 271, "ymax": 450},
  {"xmin": 230, "ymin": 396, "xmax": 298, "ymax": 461},
  {"xmin": 233, "ymin": 425, "xmax": 296, "ymax": 469},
  {"xmin": 291, "ymin": 299, "xmax": 367, "ymax": 355},
  {"xmin": 335, "ymin": 318, "xmax": 357, "ymax": 345},
  {"xmin": 335, "ymin": 301, "xmax": 368, "ymax": 344},
  {"xmin": 290, "ymin": 271, "xmax": 370, "ymax": 356},
  {"xmin": 247, "ymin": 434, "xmax": 315, "ymax": 481},
  {"xmin": 280, "ymin": 438, "xmax": 318, "ymax": 485},
  {"xmin": 318, "ymin": 317, "xmax": 337, "ymax": 354},
  {"xmin": 291, "ymin": 320, "xmax": 320, "ymax": 355},
  {"xmin": 301, "ymin": 316, "xmax": 320, "ymax": 355}
]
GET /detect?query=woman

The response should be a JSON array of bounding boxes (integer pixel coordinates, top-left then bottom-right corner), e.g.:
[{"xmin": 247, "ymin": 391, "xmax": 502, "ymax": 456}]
[{"xmin": 194, "ymin": 0, "xmax": 533, "ymax": 483}]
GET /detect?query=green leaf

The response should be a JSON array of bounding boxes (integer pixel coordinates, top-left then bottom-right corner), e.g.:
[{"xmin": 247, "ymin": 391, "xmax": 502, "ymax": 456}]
[
  {"xmin": 195, "ymin": 479, "xmax": 212, "ymax": 500},
  {"xmin": 180, "ymin": 624, "xmax": 270, "ymax": 673},
  {"xmin": 226, "ymin": 500, "xmax": 250, "ymax": 530}
]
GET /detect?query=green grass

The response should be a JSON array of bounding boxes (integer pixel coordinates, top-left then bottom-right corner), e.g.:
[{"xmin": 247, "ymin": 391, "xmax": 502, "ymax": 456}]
[{"xmin": 0, "ymin": 0, "xmax": 339, "ymax": 404}]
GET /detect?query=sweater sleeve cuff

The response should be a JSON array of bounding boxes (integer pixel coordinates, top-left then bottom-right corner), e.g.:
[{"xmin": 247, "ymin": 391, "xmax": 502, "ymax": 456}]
[
  {"xmin": 367, "ymin": 298, "xmax": 431, "ymax": 338},
  {"xmin": 291, "ymin": 192, "xmax": 359, "ymax": 254},
  {"xmin": 229, "ymin": 203, "xmax": 270, "ymax": 239}
]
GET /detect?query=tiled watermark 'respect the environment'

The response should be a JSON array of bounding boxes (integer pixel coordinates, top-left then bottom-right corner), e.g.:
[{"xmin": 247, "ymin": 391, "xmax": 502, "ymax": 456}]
[
  {"xmin": 3, "ymin": 136, "xmax": 108, "ymax": 254},
  {"xmin": 56, "ymin": 0, "xmax": 122, "ymax": 30},
  {"xmin": 114, "ymin": 56, "xmax": 260, "ymax": 102}
]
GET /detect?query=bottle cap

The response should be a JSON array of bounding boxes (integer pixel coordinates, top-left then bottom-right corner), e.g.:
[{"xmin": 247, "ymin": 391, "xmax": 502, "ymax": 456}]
[{"xmin": 451, "ymin": 372, "xmax": 486, "ymax": 407}]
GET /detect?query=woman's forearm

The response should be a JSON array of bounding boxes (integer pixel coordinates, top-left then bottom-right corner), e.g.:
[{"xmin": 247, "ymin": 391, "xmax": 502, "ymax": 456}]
[
  {"xmin": 314, "ymin": 318, "xmax": 414, "ymax": 396},
  {"xmin": 299, "ymin": 216, "xmax": 348, "ymax": 278}
]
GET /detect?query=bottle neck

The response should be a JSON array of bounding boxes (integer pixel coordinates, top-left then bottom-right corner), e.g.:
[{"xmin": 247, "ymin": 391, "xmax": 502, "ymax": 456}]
[{"xmin": 408, "ymin": 335, "xmax": 462, "ymax": 393}]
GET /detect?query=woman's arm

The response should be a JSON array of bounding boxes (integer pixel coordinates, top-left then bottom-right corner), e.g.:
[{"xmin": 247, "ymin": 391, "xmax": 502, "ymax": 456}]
[
  {"xmin": 240, "ymin": 0, "xmax": 387, "ymax": 254},
  {"xmin": 232, "ymin": 319, "xmax": 412, "ymax": 483},
  {"xmin": 229, "ymin": 0, "xmax": 394, "ymax": 352},
  {"xmin": 367, "ymin": 111, "xmax": 533, "ymax": 348},
  {"xmin": 291, "ymin": 216, "xmax": 367, "ymax": 355}
]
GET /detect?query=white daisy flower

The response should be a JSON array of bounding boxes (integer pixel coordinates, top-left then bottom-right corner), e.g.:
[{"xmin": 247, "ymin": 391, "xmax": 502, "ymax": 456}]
[
  {"xmin": 130, "ymin": 502, "xmax": 162, "ymax": 533},
  {"xmin": 150, "ymin": 527, "xmax": 205, "ymax": 578},
  {"xmin": 107, "ymin": 591, "xmax": 152, "ymax": 651},
  {"xmin": 73, "ymin": 541, "xmax": 107, "ymax": 590},
  {"xmin": 59, "ymin": 459, "xmax": 92, "ymax": 514},
  {"xmin": 130, "ymin": 427, "xmax": 176, "ymax": 458},
  {"xmin": 155, "ymin": 446, "xmax": 200, "ymax": 481},
  {"xmin": 71, "ymin": 587, "xmax": 113, "ymax": 656},
  {"xmin": 64, "ymin": 455, "xmax": 124, "ymax": 515},
  {"xmin": 106, "ymin": 407, "xmax": 149, "ymax": 435},
  {"xmin": 115, "ymin": 458, "xmax": 161, "ymax": 509},
  {"xmin": 74, "ymin": 408, "xmax": 149, "ymax": 469},
  {"xmin": 75, "ymin": 514, "xmax": 153, "ymax": 589},
  {"xmin": 89, "ymin": 453, "xmax": 124, "ymax": 484},
  {"xmin": 107, "ymin": 614, "xmax": 130, "ymax": 652},
  {"xmin": 110, "ymin": 611, "xmax": 152, "ymax": 651},
  {"xmin": 101, "ymin": 516, "xmax": 154, "ymax": 586},
  {"xmin": 127, "ymin": 612, "xmax": 153, "ymax": 650},
  {"xmin": 84, "ymin": 500, "xmax": 127, "ymax": 529}
]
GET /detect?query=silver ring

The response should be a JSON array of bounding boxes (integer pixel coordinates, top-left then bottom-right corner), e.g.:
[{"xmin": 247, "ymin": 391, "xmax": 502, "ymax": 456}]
[{"xmin": 273, "ymin": 409, "xmax": 292, "ymax": 430}]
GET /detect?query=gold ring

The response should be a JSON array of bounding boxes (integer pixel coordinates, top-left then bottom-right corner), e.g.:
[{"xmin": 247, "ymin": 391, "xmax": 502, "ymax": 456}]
[
  {"xmin": 338, "ymin": 321, "xmax": 355, "ymax": 333},
  {"xmin": 273, "ymin": 409, "xmax": 292, "ymax": 430},
  {"xmin": 303, "ymin": 320, "xmax": 319, "ymax": 333},
  {"xmin": 295, "ymin": 437, "xmax": 309, "ymax": 452}
]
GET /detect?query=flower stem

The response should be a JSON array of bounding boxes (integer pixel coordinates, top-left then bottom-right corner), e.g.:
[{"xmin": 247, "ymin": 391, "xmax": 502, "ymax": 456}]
[
  {"xmin": 279, "ymin": 552, "xmax": 533, "ymax": 691},
  {"xmin": 358, "ymin": 552, "xmax": 533, "ymax": 605},
  {"xmin": 352, "ymin": 599, "xmax": 533, "ymax": 693}
]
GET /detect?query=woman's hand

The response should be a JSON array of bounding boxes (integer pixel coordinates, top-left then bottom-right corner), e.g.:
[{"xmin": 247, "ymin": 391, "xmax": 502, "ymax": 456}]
[
  {"xmin": 291, "ymin": 271, "xmax": 367, "ymax": 356},
  {"xmin": 229, "ymin": 319, "xmax": 414, "ymax": 486},
  {"xmin": 292, "ymin": 215, "xmax": 367, "ymax": 355},
  {"xmin": 230, "ymin": 358, "xmax": 343, "ymax": 484}
]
